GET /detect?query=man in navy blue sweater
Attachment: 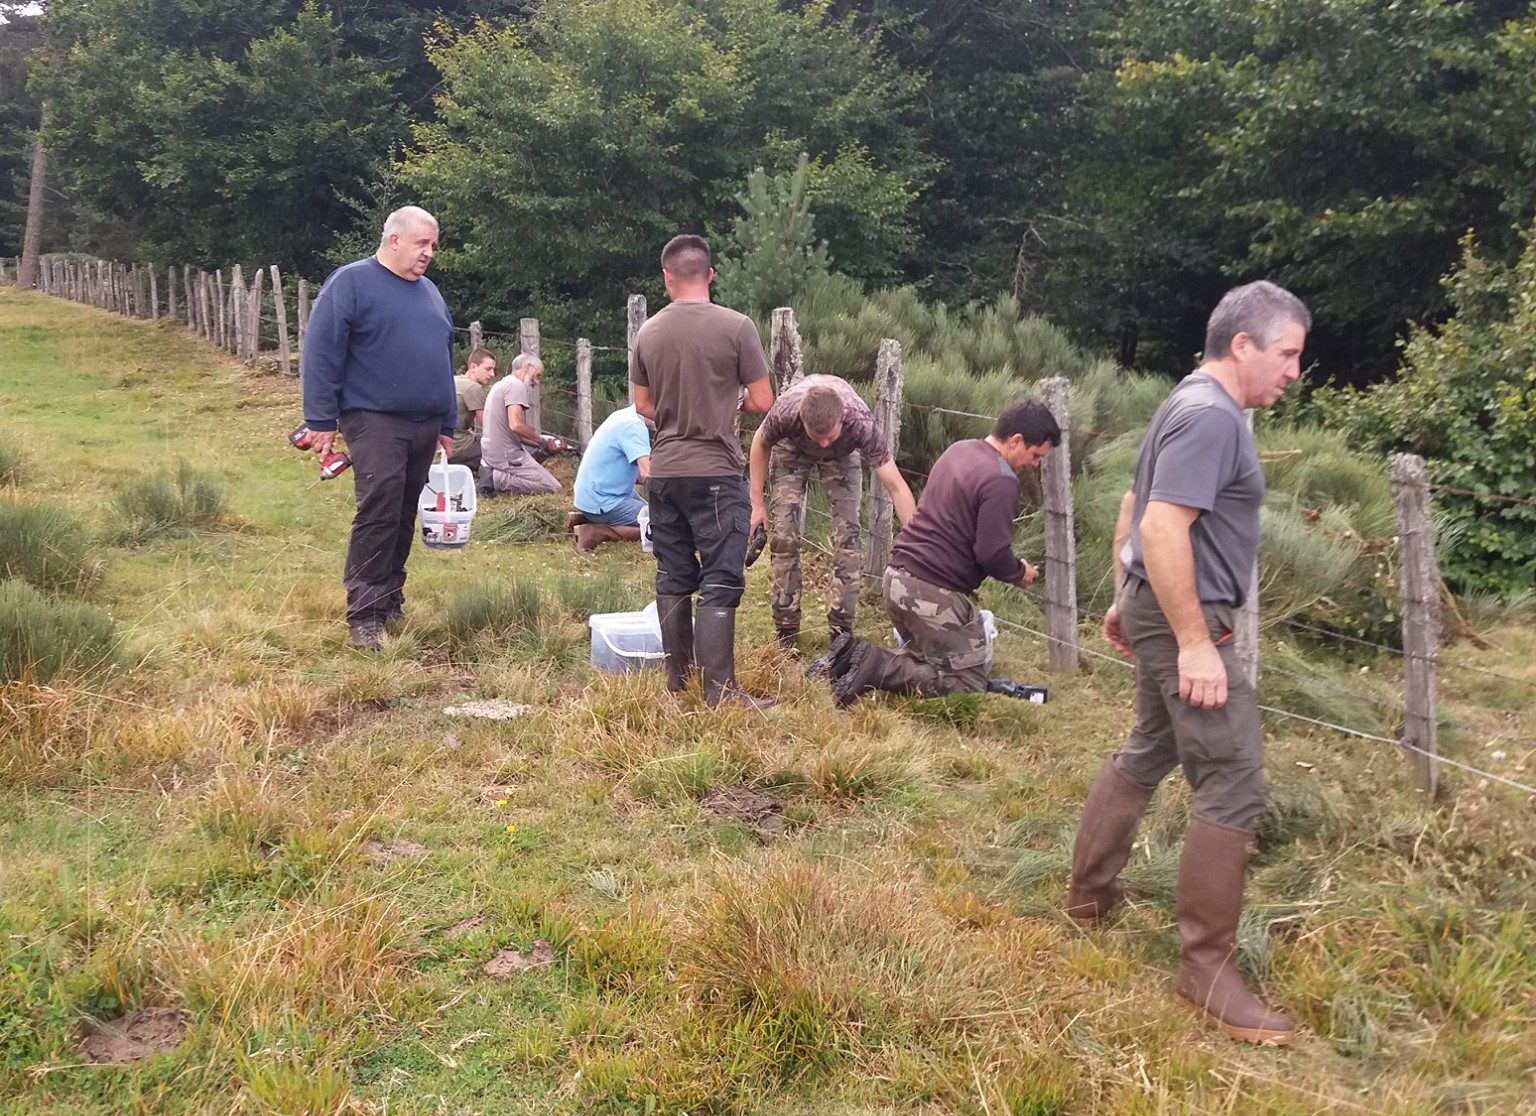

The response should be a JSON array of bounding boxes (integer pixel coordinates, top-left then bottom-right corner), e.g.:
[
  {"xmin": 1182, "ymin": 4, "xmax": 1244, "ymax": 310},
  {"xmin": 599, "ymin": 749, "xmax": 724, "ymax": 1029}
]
[{"xmin": 302, "ymin": 205, "xmax": 457, "ymax": 649}]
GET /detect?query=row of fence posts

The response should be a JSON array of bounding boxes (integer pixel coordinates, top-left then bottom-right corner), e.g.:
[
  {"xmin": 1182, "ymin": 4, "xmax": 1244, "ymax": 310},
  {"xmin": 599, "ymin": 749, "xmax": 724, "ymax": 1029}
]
[
  {"xmin": 4, "ymin": 260, "xmax": 1442, "ymax": 795},
  {"xmin": 10, "ymin": 255, "xmax": 308, "ymax": 375}
]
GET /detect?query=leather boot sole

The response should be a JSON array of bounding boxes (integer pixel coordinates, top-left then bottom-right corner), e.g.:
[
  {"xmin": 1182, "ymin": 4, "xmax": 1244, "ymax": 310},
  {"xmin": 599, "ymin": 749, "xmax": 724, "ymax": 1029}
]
[{"xmin": 1176, "ymin": 992, "xmax": 1293, "ymax": 1045}]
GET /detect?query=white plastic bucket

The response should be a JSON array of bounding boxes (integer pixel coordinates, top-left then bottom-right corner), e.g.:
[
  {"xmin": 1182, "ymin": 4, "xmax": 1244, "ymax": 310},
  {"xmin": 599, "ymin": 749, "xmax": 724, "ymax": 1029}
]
[
  {"xmin": 637, "ymin": 504, "xmax": 653, "ymax": 554},
  {"xmin": 589, "ymin": 601, "xmax": 664, "ymax": 673},
  {"xmin": 418, "ymin": 450, "xmax": 477, "ymax": 550}
]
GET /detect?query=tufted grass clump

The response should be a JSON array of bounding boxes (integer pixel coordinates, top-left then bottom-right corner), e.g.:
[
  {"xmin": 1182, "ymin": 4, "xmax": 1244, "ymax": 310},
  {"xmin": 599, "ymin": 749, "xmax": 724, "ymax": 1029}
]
[
  {"xmin": 109, "ymin": 460, "xmax": 227, "ymax": 544},
  {"xmin": 0, "ymin": 440, "xmax": 24, "ymax": 487},
  {"xmin": 0, "ymin": 578, "xmax": 121, "ymax": 684},
  {"xmin": 0, "ymin": 498, "xmax": 104, "ymax": 594}
]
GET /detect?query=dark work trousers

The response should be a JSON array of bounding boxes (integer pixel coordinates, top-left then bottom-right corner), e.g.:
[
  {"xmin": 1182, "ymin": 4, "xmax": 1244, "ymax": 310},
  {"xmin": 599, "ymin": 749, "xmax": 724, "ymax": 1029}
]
[
  {"xmin": 338, "ymin": 410, "xmax": 441, "ymax": 623},
  {"xmin": 1114, "ymin": 576, "xmax": 1268, "ymax": 829},
  {"xmin": 647, "ymin": 475, "xmax": 750, "ymax": 608}
]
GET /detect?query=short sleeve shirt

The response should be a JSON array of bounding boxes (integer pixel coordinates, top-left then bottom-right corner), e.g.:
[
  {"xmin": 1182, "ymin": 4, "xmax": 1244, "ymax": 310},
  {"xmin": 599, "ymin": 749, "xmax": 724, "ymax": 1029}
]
[
  {"xmin": 628, "ymin": 301, "xmax": 769, "ymax": 477},
  {"xmin": 759, "ymin": 374, "xmax": 891, "ymax": 467},
  {"xmin": 1125, "ymin": 372, "xmax": 1265, "ymax": 605},
  {"xmin": 480, "ymin": 376, "xmax": 535, "ymax": 470},
  {"xmin": 452, "ymin": 375, "xmax": 491, "ymax": 457},
  {"xmin": 574, "ymin": 406, "xmax": 652, "ymax": 514}
]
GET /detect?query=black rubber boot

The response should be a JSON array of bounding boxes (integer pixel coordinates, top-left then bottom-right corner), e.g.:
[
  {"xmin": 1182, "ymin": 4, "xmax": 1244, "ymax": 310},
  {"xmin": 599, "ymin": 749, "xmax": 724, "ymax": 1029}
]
[
  {"xmin": 695, "ymin": 606, "xmax": 777, "ymax": 710},
  {"xmin": 656, "ymin": 595, "xmax": 694, "ymax": 693}
]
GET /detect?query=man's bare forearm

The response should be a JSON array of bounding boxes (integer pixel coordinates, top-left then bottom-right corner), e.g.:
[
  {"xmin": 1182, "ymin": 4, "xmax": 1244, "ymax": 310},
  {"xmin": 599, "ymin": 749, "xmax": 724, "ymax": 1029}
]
[{"xmin": 1139, "ymin": 501, "xmax": 1213, "ymax": 650}]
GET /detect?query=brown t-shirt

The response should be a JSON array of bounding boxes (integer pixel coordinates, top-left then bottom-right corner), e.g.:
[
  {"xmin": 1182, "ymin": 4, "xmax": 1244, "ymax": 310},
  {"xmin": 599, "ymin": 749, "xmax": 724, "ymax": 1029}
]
[
  {"xmin": 452, "ymin": 374, "xmax": 491, "ymax": 458},
  {"xmin": 629, "ymin": 300, "xmax": 770, "ymax": 478},
  {"xmin": 759, "ymin": 374, "xmax": 891, "ymax": 467},
  {"xmin": 890, "ymin": 439, "xmax": 1025, "ymax": 594}
]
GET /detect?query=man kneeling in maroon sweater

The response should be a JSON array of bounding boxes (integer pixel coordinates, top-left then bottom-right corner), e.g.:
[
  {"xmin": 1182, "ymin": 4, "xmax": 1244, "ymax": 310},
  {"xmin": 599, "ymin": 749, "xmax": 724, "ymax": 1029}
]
[{"xmin": 828, "ymin": 399, "xmax": 1059, "ymax": 707}]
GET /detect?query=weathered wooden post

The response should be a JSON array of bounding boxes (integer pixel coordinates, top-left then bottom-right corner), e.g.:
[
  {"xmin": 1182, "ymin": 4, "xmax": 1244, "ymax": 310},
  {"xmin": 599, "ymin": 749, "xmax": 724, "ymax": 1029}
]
[
  {"xmin": 863, "ymin": 339, "xmax": 904, "ymax": 581},
  {"xmin": 271, "ymin": 265, "xmax": 292, "ymax": 374},
  {"xmin": 184, "ymin": 266, "xmax": 195, "ymax": 328},
  {"xmin": 229, "ymin": 266, "xmax": 246, "ymax": 359},
  {"xmin": 1391, "ymin": 453, "xmax": 1440, "ymax": 796},
  {"xmin": 216, "ymin": 269, "xmax": 228, "ymax": 348},
  {"xmin": 770, "ymin": 307, "xmax": 803, "ymax": 392},
  {"xmin": 296, "ymin": 279, "xmax": 310, "ymax": 374},
  {"xmin": 166, "ymin": 266, "xmax": 177, "ymax": 323},
  {"xmin": 199, "ymin": 271, "xmax": 212, "ymax": 339},
  {"xmin": 1234, "ymin": 411, "xmax": 1260, "ymax": 687},
  {"xmin": 626, "ymin": 294, "xmax": 646, "ymax": 404},
  {"xmin": 248, "ymin": 267, "xmax": 265, "ymax": 363},
  {"xmin": 1039, "ymin": 377, "xmax": 1080, "ymax": 673},
  {"xmin": 520, "ymin": 316, "xmax": 542, "ymax": 431},
  {"xmin": 129, "ymin": 264, "xmax": 139, "ymax": 316},
  {"xmin": 575, "ymin": 337, "xmax": 594, "ymax": 445},
  {"xmin": 468, "ymin": 320, "xmax": 483, "ymax": 352},
  {"xmin": 148, "ymin": 266, "xmax": 159, "ymax": 320}
]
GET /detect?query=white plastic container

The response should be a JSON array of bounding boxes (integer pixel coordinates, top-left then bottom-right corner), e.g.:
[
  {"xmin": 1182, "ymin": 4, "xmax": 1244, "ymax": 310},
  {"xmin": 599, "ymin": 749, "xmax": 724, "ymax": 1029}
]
[
  {"xmin": 589, "ymin": 600, "xmax": 664, "ymax": 673},
  {"xmin": 637, "ymin": 504, "xmax": 653, "ymax": 553},
  {"xmin": 418, "ymin": 450, "xmax": 477, "ymax": 550}
]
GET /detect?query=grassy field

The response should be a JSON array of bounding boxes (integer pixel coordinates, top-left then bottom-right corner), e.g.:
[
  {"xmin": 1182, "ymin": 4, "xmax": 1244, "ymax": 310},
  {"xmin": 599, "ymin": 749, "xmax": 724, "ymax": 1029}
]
[{"xmin": 1, "ymin": 286, "xmax": 1533, "ymax": 1115}]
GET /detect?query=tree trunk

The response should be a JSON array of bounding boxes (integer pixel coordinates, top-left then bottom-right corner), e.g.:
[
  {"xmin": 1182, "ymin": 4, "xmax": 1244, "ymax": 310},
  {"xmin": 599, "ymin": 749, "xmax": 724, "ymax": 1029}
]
[{"xmin": 18, "ymin": 130, "xmax": 48, "ymax": 290}]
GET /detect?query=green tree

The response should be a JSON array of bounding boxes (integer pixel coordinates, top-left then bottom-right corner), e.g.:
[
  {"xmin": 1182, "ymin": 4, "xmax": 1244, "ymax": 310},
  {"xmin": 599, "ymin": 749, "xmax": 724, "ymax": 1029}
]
[
  {"xmin": 400, "ymin": 0, "xmax": 926, "ymax": 330},
  {"xmin": 1053, "ymin": 0, "xmax": 1536, "ymax": 381},
  {"xmin": 714, "ymin": 154, "xmax": 831, "ymax": 318}
]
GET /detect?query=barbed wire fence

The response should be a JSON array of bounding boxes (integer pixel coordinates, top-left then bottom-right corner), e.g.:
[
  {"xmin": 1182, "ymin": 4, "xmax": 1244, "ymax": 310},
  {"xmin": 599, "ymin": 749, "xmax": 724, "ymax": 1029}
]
[{"xmin": 7, "ymin": 258, "xmax": 1531, "ymax": 799}]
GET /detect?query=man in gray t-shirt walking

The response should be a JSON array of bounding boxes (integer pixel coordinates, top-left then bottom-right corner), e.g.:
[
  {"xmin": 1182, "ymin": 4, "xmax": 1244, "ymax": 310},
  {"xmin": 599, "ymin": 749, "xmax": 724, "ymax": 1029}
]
[{"xmin": 1064, "ymin": 281, "xmax": 1310, "ymax": 1048}]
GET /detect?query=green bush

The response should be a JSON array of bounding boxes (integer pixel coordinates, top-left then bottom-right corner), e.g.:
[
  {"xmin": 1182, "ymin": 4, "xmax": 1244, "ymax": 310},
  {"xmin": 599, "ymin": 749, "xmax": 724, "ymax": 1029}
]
[
  {"xmin": 109, "ymin": 460, "xmax": 226, "ymax": 544},
  {"xmin": 0, "ymin": 579, "xmax": 121, "ymax": 684},
  {"xmin": 1304, "ymin": 229, "xmax": 1536, "ymax": 596},
  {"xmin": 0, "ymin": 499, "xmax": 104, "ymax": 595}
]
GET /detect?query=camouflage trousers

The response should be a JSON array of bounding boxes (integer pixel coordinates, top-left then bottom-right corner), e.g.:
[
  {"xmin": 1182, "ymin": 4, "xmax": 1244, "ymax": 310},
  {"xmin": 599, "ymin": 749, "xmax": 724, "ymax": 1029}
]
[
  {"xmin": 768, "ymin": 443, "xmax": 863, "ymax": 634},
  {"xmin": 881, "ymin": 566, "xmax": 992, "ymax": 690}
]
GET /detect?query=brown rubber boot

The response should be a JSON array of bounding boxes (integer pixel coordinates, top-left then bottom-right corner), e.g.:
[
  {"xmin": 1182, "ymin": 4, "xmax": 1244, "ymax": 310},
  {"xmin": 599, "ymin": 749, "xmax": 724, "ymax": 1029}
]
[
  {"xmin": 656, "ymin": 595, "xmax": 694, "ymax": 693},
  {"xmin": 575, "ymin": 523, "xmax": 624, "ymax": 551},
  {"xmin": 565, "ymin": 509, "xmax": 589, "ymax": 535},
  {"xmin": 695, "ymin": 606, "xmax": 777, "ymax": 710},
  {"xmin": 1064, "ymin": 757, "xmax": 1156, "ymax": 923},
  {"xmin": 1174, "ymin": 815, "xmax": 1294, "ymax": 1045}
]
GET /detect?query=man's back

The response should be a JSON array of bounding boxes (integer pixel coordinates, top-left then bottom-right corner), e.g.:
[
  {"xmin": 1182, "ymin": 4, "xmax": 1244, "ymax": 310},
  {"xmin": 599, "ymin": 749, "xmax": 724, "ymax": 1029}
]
[
  {"xmin": 630, "ymin": 301, "xmax": 768, "ymax": 478},
  {"xmin": 481, "ymin": 376, "xmax": 533, "ymax": 469},
  {"xmin": 891, "ymin": 439, "xmax": 1023, "ymax": 594},
  {"xmin": 575, "ymin": 406, "xmax": 651, "ymax": 514}
]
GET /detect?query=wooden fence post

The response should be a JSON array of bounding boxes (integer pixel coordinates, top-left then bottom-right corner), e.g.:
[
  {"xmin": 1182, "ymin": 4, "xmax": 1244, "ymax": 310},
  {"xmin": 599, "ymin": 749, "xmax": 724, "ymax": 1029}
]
[
  {"xmin": 148, "ymin": 266, "xmax": 158, "ymax": 320},
  {"xmin": 520, "ymin": 316, "xmax": 542, "ymax": 432},
  {"xmin": 864, "ymin": 339, "xmax": 904, "ymax": 581},
  {"xmin": 575, "ymin": 338, "xmax": 594, "ymax": 445},
  {"xmin": 1234, "ymin": 410, "xmax": 1260, "ymax": 687},
  {"xmin": 200, "ymin": 272, "xmax": 212, "ymax": 339},
  {"xmin": 129, "ymin": 264, "xmax": 139, "ymax": 316},
  {"xmin": 248, "ymin": 267, "xmax": 265, "ymax": 362},
  {"xmin": 626, "ymin": 294, "xmax": 646, "ymax": 404},
  {"xmin": 296, "ymin": 279, "xmax": 309, "ymax": 374},
  {"xmin": 468, "ymin": 320, "xmax": 482, "ymax": 352},
  {"xmin": 230, "ymin": 266, "xmax": 246, "ymax": 359},
  {"xmin": 1391, "ymin": 453, "xmax": 1440, "ymax": 796},
  {"xmin": 166, "ymin": 266, "xmax": 177, "ymax": 323},
  {"xmin": 217, "ymin": 269, "xmax": 229, "ymax": 348},
  {"xmin": 770, "ymin": 307, "xmax": 803, "ymax": 392},
  {"xmin": 271, "ymin": 265, "xmax": 292, "ymax": 374},
  {"xmin": 184, "ymin": 266, "xmax": 194, "ymax": 328},
  {"xmin": 1039, "ymin": 377, "xmax": 1080, "ymax": 673}
]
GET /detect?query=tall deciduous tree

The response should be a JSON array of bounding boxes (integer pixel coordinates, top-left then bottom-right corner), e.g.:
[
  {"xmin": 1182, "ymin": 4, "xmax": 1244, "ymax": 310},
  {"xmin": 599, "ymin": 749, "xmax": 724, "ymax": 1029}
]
[
  {"xmin": 1052, "ymin": 0, "xmax": 1536, "ymax": 382},
  {"xmin": 401, "ymin": 0, "xmax": 927, "ymax": 328}
]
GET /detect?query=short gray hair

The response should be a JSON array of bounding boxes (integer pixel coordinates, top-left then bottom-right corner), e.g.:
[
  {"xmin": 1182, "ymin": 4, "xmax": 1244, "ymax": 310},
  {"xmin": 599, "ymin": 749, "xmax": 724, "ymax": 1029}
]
[
  {"xmin": 509, "ymin": 353, "xmax": 542, "ymax": 376},
  {"xmin": 1204, "ymin": 281, "xmax": 1311, "ymax": 359},
  {"xmin": 380, "ymin": 205, "xmax": 438, "ymax": 245}
]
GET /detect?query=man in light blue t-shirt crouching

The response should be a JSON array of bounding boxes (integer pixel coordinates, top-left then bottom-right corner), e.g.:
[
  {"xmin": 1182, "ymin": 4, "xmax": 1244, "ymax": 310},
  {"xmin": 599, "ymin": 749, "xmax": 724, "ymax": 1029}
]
[{"xmin": 568, "ymin": 405, "xmax": 653, "ymax": 551}]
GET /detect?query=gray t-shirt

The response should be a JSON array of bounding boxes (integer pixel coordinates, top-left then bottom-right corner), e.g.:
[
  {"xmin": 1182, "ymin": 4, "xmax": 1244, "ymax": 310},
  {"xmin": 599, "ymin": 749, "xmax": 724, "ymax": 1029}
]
[
  {"xmin": 481, "ymin": 376, "xmax": 535, "ymax": 470},
  {"xmin": 1124, "ymin": 372, "xmax": 1264, "ymax": 605}
]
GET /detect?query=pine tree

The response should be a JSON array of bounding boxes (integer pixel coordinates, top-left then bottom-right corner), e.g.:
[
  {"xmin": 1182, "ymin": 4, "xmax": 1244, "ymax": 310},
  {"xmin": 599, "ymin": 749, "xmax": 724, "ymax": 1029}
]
[{"xmin": 715, "ymin": 154, "xmax": 831, "ymax": 317}]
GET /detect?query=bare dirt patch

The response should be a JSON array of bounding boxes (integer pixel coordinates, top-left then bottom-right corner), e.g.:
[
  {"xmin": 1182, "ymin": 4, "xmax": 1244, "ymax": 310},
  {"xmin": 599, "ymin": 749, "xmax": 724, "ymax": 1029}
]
[
  {"xmin": 701, "ymin": 784, "xmax": 787, "ymax": 843},
  {"xmin": 445, "ymin": 914, "xmax": 488, "ymax": 937},
  {"xmin": 444, "ymin": 700, "xmax": 534, "ymax": 721},
  {"xmin": 483, "ymin": 939, "xmax": 554, "ymax": 977},
  {"xmin": 81, "ymin": 1007, "xmax": 189, "ymax": 1064},
  {"xmin": 361, "ymin": 838, "xmax": 429, "ymax": 863}
]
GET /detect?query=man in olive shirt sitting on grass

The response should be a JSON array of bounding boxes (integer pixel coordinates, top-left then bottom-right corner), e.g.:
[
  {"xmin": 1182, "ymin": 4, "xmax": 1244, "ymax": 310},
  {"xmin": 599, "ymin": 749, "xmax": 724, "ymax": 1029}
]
[{"xmin": 828, "ymin": 399, "xmax": 1059, "ymax": 707}]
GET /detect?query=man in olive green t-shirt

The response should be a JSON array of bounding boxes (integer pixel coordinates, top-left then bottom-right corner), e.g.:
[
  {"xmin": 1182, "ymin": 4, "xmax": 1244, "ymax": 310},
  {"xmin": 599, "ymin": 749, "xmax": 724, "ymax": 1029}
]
[
  {"xmin": 449, "ymin": 348, "xmax": 497, "ymax": 471},
  {"xmin": 630, "ymin": 234, "xmax": 776, "ymax": 709}
]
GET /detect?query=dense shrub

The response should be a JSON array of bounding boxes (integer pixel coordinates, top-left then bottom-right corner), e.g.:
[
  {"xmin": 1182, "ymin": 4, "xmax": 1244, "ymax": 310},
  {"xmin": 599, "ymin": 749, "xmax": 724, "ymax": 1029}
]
[
  {"xmin": 0, "ymin": 579, "xmax": 121, "ymax": 684},
  {"xmin": 109, "ymin": 460, "xmax": 226, "ymax": 544},
  {"xmin": 1305, "ymin": 229, "xmax": 1536, "ymax": 596},
  {"xmin": 0, "ymin": 499, "xmax": 104, "ymax": 595}
]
